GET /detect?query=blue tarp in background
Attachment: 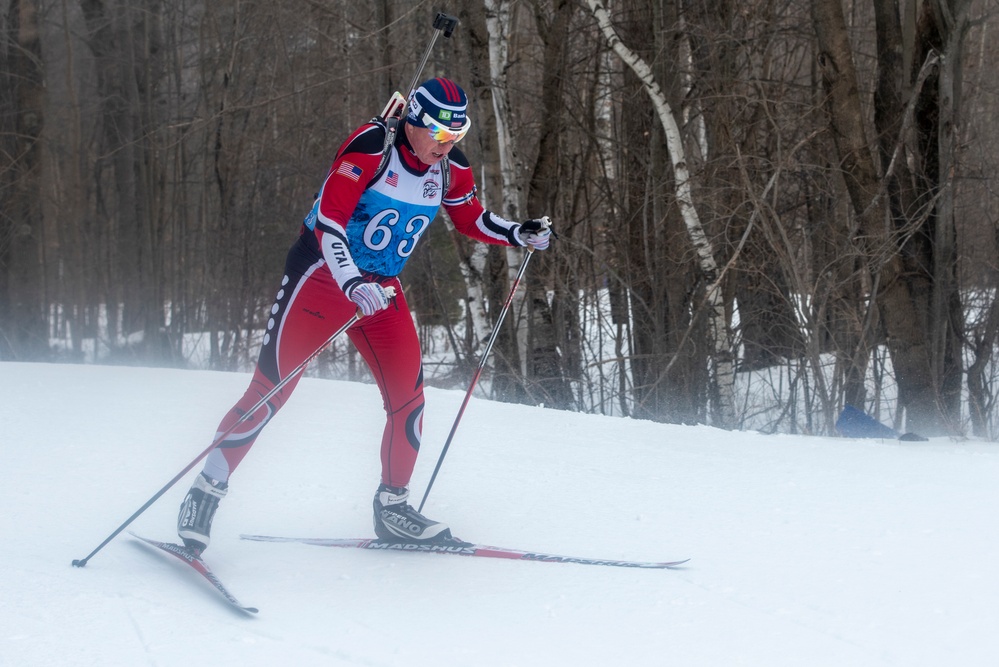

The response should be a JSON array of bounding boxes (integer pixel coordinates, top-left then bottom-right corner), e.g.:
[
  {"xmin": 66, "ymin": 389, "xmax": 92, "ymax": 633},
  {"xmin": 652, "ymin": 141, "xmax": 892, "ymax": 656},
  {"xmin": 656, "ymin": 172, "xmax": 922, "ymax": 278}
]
[{"xmin": 836, "ymin": 404, "xmax": 900, "ymax": 439}]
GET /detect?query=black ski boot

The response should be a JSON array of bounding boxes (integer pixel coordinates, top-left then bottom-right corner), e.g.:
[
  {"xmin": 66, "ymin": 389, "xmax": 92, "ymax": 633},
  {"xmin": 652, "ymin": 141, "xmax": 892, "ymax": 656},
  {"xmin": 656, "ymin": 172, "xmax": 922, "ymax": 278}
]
[{"xmin": 178, "ymin": 472, "xmax": 228, "ymax": 553}]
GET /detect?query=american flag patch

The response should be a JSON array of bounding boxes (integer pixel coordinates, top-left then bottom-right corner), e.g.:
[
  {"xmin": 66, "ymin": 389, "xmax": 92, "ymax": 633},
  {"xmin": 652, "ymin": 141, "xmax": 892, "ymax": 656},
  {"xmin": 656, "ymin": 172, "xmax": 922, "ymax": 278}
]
[
  {"xmin": 335, "ymin": 161, "xmax": 363, "ymax": 182},
  {"xmin": 386, "ymin": 170, "xmax": 399, "ymax": 187}
]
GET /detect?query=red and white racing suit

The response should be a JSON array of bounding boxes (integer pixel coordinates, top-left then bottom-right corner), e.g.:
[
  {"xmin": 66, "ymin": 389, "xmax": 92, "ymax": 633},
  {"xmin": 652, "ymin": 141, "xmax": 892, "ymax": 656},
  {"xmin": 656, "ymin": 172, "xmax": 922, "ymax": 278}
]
[{"xmin": 200, "ymin": 122, "xmax": 521, "ymax": 488}]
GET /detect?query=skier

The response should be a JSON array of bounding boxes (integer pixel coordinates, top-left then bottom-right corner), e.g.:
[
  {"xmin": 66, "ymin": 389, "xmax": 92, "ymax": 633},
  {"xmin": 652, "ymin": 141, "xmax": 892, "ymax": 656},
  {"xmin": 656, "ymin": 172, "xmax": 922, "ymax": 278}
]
[{"xmin": 176, "ymin": 77, "xmax": 552, "ymax": 553}]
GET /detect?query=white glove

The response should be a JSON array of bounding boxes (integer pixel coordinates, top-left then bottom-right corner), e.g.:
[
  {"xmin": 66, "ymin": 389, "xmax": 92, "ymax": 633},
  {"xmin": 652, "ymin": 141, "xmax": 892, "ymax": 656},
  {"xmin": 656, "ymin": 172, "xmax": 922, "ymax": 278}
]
[
  {"xmin": 515, "ymin": 216, "xmax": 553, "ymax": 251},
  {"xmin": 347, "ymin": 282, "xmax": 391, "ymax": 316}
]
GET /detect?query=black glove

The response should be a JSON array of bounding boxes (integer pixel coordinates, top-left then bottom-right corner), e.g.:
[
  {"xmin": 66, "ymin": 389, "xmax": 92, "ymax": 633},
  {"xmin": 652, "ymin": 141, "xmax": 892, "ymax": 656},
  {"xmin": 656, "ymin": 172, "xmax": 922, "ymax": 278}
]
[{"xmin": 516, "ymin": 216, "xmax": 553, "ymax": 250}]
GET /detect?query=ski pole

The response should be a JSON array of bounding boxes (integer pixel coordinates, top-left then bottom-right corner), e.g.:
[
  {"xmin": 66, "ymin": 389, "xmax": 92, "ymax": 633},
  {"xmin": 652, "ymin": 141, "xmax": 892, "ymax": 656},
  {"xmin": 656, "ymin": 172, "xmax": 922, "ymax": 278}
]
[
  {"xmin": 380, "ymin": 13, "xmax": 459, "ymax": 121},
  {"xmin": 375, "ymin": 14, "xmax": 458, "ymax": 157},
  {"xmin": 71, "ymin": 289, "xmax": 393, "ymax": 568},
  {"xmin": 375, "ymin": 13, "xmax": 460, "ymax": 181},
  {"xmin": 418, "ymin": 249, "xmax": 535, "ymax": 512},
  {"xmin": 405, "ymin": 13, "xmax": 459, "ymax": 99}
]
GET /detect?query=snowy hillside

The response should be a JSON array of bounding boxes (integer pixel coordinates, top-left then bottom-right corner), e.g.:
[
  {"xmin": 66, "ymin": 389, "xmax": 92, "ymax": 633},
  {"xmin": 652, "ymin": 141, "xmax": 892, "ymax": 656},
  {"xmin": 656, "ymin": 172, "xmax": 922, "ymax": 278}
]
[{"xmin": 2, "ymin": 362, "xmax": 997, "ymax": 666}]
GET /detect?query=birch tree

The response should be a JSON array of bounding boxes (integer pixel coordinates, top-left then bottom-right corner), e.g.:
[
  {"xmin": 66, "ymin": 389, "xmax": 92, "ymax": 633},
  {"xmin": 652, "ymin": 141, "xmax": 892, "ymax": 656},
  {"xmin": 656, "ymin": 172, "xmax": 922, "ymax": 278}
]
[
  {"xmin": 483, "ymin": 0, "xmax": 533, "ymax": 398},
  {"xmin": 585, "ymin": 0, "xmax": 736, "ymax": 427}
]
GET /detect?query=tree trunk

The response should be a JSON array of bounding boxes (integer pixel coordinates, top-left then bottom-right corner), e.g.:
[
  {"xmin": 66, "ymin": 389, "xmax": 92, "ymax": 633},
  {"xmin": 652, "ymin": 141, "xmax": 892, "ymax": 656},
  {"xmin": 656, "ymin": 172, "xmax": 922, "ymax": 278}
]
[
  {"xmin": 925, "ymin": 0, "xmax": 969, "ymax": 431},
  {"xmin": 81, "ymin": 0, "xmax": 169, "ymax": 362},
  {"xmin": 1, "ymin": 0, "xmax": 48, "ymax": 360},
  {"xmin": 523, "ymin": 0, "xmax": 575, "ymax": 410},
  {"xmin": 875, "ymin": 0, "xmax": 965, "ymax": 434},
  {"xmin": 587, "ymin": 0, "xmax": 735, "ymax": 427},
  {"xmin": 813, "ymin": 0, "xmax": 963, "ymax": 435}
]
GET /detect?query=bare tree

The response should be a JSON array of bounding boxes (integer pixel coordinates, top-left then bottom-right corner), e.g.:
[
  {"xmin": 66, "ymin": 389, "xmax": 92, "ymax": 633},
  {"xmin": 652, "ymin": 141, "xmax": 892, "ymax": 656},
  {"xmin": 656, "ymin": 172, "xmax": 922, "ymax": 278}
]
[
  {"xmin": 587, "ymin": 0, "xmax": 736, "ymax": 426},
  {"xmin": 1, "ymin": 0, "xmax": 46, "ymax": 359},
  {"xmin": 6, "ymin": 0, "xmax": 999, "ymax": 437}
]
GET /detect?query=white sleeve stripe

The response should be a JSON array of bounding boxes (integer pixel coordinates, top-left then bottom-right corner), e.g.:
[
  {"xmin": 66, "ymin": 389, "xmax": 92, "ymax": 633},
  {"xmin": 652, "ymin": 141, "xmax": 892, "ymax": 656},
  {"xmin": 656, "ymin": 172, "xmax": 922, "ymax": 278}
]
[
  {"xmin": 477, "ymin": 210, "xmax": 519, "ymax": 245},
  {"xmin": 444, "ymin": 190, "xmax": 476, "ymax": 206}
]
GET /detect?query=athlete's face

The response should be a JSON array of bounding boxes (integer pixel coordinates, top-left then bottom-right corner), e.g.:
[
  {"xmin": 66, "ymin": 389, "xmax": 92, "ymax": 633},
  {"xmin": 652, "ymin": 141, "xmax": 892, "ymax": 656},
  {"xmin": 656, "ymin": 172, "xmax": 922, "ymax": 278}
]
[{"xmin": 405, "ymin": 122, "xmax": 456, "ymax": 166}]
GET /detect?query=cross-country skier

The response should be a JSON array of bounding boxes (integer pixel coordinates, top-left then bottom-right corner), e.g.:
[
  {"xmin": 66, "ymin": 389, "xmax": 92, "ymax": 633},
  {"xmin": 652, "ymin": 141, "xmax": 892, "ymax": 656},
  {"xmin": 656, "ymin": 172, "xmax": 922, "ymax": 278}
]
[{"xmin": 176, "ymin": 77, "xmax": 552, "ymax": 553}]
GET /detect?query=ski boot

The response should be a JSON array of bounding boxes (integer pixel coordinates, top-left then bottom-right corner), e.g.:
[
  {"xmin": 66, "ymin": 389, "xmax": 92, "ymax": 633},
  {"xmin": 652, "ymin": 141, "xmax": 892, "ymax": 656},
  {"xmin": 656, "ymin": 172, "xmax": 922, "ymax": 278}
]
[
  {"xmin": 373, "ymin": 484, "xmax": 452, "ymax": 543},
  {"xmin": 178, "ymin": 472, "xmax": 228, "ymax": 553}
]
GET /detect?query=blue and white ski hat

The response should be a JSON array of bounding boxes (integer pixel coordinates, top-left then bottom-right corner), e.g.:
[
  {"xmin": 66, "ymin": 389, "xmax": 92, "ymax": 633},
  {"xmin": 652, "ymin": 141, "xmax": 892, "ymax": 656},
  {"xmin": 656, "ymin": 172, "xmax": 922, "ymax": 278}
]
[{"xmin": 407, "ymin": 77, "xmax": 470, "ymax": 142}]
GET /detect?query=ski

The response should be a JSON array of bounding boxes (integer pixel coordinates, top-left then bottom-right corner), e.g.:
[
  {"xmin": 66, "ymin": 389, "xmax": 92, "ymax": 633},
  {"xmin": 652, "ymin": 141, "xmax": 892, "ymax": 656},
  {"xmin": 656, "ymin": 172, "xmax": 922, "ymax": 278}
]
[
  {"xmin": 240, "ymin": 534, "xmax": 689, "ymax": 569},
  {"xmin": 130, "ymin": 533, "xmax": 258, "ymax": 614}
]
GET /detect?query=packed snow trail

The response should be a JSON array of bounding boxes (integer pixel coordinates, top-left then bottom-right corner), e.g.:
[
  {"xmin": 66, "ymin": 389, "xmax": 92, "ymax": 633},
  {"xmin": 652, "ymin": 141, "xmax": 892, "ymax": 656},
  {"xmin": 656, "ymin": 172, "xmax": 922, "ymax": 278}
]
[{"xmin": 2, "ymin": 362, "xmax": 997, "ymax": 666}]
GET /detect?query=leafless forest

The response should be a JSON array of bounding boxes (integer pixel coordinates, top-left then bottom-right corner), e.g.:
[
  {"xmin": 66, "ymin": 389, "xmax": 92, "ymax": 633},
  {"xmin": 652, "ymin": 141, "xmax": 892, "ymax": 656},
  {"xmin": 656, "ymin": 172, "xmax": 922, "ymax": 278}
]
[{"xmin": 2, "ymin": 0, "xmax": 998, "ymax": 438}]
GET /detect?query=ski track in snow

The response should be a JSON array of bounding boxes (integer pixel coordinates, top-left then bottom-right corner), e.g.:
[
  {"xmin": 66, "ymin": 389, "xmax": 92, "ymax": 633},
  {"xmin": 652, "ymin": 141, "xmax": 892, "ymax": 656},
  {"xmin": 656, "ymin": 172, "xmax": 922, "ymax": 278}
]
[{"xmin": 1, "ymin": 361, "xmax": 997, "ymax": 666}]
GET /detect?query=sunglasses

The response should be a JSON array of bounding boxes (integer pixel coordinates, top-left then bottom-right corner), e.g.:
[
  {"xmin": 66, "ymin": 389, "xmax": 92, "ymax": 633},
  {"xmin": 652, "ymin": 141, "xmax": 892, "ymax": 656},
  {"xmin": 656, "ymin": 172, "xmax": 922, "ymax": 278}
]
[{"xmin": 422, "ymin": 112, "xmax": 470, "ymax": 144}]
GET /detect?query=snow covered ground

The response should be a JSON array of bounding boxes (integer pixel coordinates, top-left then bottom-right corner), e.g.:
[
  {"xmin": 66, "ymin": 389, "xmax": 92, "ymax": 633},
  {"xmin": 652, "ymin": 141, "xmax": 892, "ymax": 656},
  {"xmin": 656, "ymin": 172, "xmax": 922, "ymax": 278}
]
[{"xmin": 2, "ymin": 361, "xmax": 997, "ymax": 666}]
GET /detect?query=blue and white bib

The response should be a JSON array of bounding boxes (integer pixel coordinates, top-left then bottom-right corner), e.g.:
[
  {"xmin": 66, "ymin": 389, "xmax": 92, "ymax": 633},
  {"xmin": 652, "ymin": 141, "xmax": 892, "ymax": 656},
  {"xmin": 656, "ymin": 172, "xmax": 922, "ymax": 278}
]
[{"xmin": 345, "ymin": 151, "xmax": 444, "ymax": 277}]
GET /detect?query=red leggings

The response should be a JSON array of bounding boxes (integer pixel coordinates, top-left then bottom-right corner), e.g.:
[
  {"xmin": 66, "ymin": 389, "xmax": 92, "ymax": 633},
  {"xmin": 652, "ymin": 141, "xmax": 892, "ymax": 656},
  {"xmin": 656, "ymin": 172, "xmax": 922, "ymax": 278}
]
[{"xmin": 202, "ymin": 245, "xmax": 424, "ymax": 488}]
